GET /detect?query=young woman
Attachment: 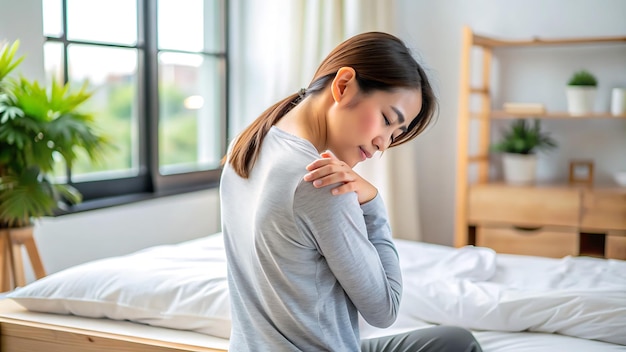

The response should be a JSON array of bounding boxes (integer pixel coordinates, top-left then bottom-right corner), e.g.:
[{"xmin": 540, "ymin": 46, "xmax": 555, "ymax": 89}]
[{"xmin": 221, "ymin": 32, "xmax": 482, "ymax": 352}]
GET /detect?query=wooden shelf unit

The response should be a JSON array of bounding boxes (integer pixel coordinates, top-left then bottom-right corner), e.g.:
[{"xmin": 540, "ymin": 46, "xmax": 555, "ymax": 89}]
[{"xmin": 454, "ymin": 26, "xmax": 626, "ymax": 259}]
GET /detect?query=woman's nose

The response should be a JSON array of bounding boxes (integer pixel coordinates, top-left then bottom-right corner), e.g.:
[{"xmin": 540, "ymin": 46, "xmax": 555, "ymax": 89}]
[{"xmin": 373, "ymin": 136, "xmax": 388, "ymax": 152}]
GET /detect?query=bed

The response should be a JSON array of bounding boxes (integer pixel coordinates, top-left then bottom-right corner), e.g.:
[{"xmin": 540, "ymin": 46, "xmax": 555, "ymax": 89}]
[{"xmin": 1, "ymin": 232, "xmax": 624, "ymax": 352}]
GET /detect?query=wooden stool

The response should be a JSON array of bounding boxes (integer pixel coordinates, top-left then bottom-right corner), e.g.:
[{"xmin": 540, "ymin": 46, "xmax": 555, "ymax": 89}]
[{"xmin": 0, "ymin": 227, "xmax": 46, "ymax": 292}]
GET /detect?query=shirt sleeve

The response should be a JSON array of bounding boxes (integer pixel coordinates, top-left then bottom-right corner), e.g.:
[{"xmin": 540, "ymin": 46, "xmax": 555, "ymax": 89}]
[{"xmin": 293, "ymin": 180, "xmax": 402, "ymax": 328}]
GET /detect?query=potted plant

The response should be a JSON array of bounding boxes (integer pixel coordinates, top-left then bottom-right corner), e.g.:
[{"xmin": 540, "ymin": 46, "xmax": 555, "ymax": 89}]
[
  {"xmin": 492, "ymin": 119, "xmax": 557, "ymax": 184},
  {"xmin": 0, "ymin": 40, "xmax": 110, "ymax": 287},
  {"xmin": 566, "ymin": 69, "xmax": 598, "ymax": 116}
]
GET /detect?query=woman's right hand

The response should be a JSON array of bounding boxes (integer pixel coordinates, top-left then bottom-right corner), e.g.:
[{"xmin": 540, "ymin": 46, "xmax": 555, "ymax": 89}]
[{"xmin": 303, "ymin": 151, "xmax": 378, "ymax": 205}]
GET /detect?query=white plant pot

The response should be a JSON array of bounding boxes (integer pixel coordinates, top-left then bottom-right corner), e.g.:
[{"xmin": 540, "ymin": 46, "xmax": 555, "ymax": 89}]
[
  {"xmin": 502, "ymin": 153, "xmax": 537, "ymax": 185},
  {"xmin": 566, "ymin": 86, "xmax": 597, "ymax": 116}
]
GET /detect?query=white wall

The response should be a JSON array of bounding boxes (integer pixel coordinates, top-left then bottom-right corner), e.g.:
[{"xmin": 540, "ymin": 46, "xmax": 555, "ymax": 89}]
[
  {"xmin": 0, "ymin": 0, "xmax": 44, "ymax": 80},
  {"xmin": 394, "ymin": 0, "xmax": 626, "ymax": 245}
]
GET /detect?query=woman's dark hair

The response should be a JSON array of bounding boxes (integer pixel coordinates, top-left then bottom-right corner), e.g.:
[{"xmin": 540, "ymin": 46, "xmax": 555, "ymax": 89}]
[{"xmin": 228, "ymin": 31, "xmax": 437, "ymax": 178}]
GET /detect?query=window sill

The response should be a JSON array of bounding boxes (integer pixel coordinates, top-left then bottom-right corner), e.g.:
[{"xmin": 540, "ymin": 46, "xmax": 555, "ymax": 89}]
[{"xmin": 54, "ymin": 181, "xmax": 219, "ymax": 216}]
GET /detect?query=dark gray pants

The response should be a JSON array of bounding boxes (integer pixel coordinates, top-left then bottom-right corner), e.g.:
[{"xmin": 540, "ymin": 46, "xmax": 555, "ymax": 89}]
[{"xmin": 361, "ymin": 326, "xmax": 482, "ymax": 352}]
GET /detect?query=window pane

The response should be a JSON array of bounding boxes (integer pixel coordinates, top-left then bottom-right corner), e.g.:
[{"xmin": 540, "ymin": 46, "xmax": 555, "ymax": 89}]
[
  {"xmin": 42, "ymin": 0, "xmax": 63, "ymax": 37},
  {"xmin": 43, "ymin": 42, "xmax": 67, "ymax": 182},
  {"xmin": 158, "ymin": 0, "xmax": 223, "ymax": 52},
  {"xmin": 67, "ymin": 0, "xmax": 137, "ymax": 45},
  {"xmin": 67, "ymin": 44, "xmax": 139, "ymax": 181},
  {"xmin": 158, "ymin": 52, "xmax": 223, "ymax": 175},
  {"xmin": 43, "ymin": 42, "xmax": 64, "ymax": 85}
]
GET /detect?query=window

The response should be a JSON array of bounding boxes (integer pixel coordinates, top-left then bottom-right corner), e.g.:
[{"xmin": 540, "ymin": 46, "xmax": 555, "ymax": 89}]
[{"xmin": 42, "ymin": 0, "xmax": 228, "ymax": 205}]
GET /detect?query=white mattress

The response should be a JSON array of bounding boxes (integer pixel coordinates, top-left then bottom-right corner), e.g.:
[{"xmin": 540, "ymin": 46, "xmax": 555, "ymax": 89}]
[{"xmin": 2, "ymin": 235, "xmax": 625, "ymax": 351}]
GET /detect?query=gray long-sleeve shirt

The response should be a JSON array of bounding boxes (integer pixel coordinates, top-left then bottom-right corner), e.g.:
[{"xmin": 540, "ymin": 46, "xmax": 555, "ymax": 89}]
[{"xmin": 220, "ymin": 127, "xmax": 402, "ymax": 351}]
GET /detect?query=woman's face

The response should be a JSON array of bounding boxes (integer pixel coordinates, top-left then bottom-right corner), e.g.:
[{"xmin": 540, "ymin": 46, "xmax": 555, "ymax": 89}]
[{"xmin": 326, "ymin": 87, "xmax": 423, "ymax": 167}]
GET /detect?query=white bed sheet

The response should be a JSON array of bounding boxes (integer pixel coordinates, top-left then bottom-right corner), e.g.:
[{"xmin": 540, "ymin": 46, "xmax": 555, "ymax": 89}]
[{"xmin": 380, "ymin": 239, "xmax": 626, "ymax": 345}]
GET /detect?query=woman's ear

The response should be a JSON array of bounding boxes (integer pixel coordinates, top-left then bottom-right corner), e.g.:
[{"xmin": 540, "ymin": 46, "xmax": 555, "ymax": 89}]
[{"xmin": 330, "ymin": 67, "xmax": 356, "ymax": 103}]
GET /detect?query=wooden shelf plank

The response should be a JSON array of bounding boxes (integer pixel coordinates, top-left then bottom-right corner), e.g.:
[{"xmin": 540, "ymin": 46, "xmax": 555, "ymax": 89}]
[
  {"xmin": 473, "ymin": 34, "xmax": 626, "ymax": 48},
  {"xmin": 470, "ymin": 87, "xmax": 489, "ymax": 94},
  {"xmin": 469, "ymin": 181, "xmax": 626, "ymax": 192},
  {"xmin": 468, "ymin": 155, "xmax": 488, "ymax": 163},
  {"xmin": 489, "ymin": 111, "xmax": 626, "ymax": 119}
]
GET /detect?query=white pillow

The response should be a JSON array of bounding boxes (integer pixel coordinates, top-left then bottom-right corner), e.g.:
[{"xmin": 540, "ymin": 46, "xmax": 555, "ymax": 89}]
[{"xmin": 8, "ymin": 233, "xmax": 232, "ymax": 339}]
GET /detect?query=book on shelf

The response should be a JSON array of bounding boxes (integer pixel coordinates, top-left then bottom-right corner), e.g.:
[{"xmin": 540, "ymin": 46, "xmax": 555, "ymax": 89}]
[{"xmin": 503, "ymin": 102, "xmax": 546, "ymax": 115}]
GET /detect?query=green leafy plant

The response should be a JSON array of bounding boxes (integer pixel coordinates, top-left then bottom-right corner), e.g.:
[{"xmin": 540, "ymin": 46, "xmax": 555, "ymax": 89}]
[
  {"xmin": 0, "ymin": 40, "xmax": 110, "ymax": 228},
  {"xmin": 567, "ymin": 70, "xmax": 598, "ymax": 86},
  {"xmin": 492, "ymin": 119, "xmax": 557, "ymax": 155}
]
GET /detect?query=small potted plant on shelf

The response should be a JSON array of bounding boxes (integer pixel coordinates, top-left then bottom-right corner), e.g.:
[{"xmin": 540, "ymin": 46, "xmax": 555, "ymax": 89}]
[
  {"xmin": 566, "ymin": 69, "xmax": 598, "ymax": 116},
  {"xmin": 492, "ymin": 119, "xmax": 557, "ymax": 184},
  {"xmin": 0, "ymin": 40, "xmax": 110, "ymax": 287}
]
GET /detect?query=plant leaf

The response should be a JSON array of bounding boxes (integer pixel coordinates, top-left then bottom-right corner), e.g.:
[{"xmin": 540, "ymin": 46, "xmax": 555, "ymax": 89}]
[
  {"xmin": 0, "ymin": 41, "xmax": 24, "ymax": 82},
  {"xmin": 0, "ymin": 169, "xmax": 57, "ymax": 227},
  {"xmin": 491, "ymin": 119, "xmax": 557, "ymax": 154}
]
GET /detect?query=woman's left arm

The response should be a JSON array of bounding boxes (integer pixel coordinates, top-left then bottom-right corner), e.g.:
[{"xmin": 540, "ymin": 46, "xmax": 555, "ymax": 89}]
[{"xmin": 300, "ymin": 152, "xmax": 402, "ymax": 328}]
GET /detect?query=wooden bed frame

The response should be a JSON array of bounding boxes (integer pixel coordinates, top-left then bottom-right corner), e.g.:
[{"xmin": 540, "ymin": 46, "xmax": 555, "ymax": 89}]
[{"xmin": 0, "ymin": 300, "xmax": 228, "ymax": 352}]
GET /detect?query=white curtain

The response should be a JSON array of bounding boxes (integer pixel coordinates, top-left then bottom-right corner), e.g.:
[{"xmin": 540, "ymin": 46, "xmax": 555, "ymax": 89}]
[{"xmin": 229, "ymin": 0, "xmax": 422, "ymax": 241}]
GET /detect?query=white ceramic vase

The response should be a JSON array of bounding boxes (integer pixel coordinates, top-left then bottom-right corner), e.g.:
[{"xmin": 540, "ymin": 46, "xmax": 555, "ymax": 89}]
[
  {"xmin": 611, "ymin": 88, "xmax": 626, "ymax": 116},
  {"xmin": 502, "ymin": 153, "xmax": 537, "ymax": 184},
  {"xmin": 566, "ymin": 86, "xmax": 597, "ymax": 116}
]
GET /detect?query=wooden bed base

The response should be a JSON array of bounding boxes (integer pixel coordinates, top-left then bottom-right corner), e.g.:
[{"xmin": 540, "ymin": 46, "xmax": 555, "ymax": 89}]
[
  {"xmin": 0, "ymin": 301, "xmax": 228, "ymax": 352},
  {"xmin": 0, "ymin": 317, "xmax": 227, "ymax": 352}
]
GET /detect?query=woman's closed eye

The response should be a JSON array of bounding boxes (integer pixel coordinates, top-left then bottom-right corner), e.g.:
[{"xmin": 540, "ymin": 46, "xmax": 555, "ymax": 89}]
[
  {"xmin": 383, "ymin": 113, "xmax": 391, "ymax": 126},
  {"xmin": 382, "ymin": 114, "xmax": 397, "ymax": 143},
  {"xmin": 381, "ymin": 114, "xmax": 394, "ymax": 143}
]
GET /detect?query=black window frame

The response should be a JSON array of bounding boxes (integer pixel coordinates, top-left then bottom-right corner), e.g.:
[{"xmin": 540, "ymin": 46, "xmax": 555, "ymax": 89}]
[{"xmin": 45, "ymin": 0, "xmax": 229, "ymax": 212}]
